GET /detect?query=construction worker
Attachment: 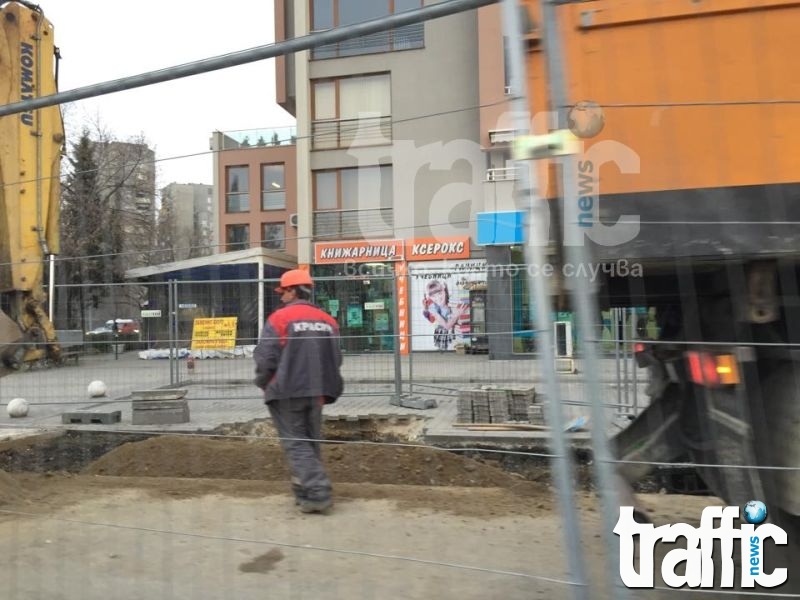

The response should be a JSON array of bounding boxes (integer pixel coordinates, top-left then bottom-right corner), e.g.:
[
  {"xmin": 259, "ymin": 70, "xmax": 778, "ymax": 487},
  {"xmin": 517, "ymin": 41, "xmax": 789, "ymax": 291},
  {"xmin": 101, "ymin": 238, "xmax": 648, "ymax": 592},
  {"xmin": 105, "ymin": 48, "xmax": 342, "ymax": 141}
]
[{"xmin": 253, "ymin": 269, "xmax": 344, "ymax": 514}]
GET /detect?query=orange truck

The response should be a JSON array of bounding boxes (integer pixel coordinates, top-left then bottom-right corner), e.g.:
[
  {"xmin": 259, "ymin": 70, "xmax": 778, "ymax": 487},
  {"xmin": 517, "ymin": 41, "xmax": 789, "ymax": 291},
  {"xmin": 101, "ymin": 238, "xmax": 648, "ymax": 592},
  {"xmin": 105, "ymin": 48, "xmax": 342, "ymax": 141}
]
[{"xmin": 527, "ymin": 0, "xmax": 800, "ymax": 579}]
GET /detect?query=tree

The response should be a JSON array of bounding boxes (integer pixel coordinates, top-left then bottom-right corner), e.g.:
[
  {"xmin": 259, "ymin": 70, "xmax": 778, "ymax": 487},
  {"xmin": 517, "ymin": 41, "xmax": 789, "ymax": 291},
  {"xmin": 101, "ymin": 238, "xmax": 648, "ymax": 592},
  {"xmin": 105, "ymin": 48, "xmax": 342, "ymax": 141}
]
[
  {"xmin": 59, "ymin": 131, "xmax": 108, "ymax": 330},
  {"xmin": 270, "ymin": 131, "xmax": 281, "ymax": 146},
  {"xmin": 58, "ymin": 126, "xmax": 157, "ymax": 330}
]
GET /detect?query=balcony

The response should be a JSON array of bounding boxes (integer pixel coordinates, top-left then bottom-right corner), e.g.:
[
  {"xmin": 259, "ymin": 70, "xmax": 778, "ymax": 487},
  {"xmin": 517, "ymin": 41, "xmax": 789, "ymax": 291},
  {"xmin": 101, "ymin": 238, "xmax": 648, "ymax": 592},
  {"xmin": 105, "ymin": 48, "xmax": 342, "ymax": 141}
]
[
  {"xmin": 488, "ymin": 129, "xmax": 516, "ymax": 145},
  {"xmin": 485, "ymin": 167, "xmax": 520, "ymax": 182},
  {"xmin": 311, "ymin": 23, "xmax": 424, "ymax": 60},
  {"xmin": 219, "ymin": 126, "xmax": 297, "ymax": 150},
  {"xmin": 313, "ymin": 208, "xmax": 394, "ymax": 241},
  {"xmin": 311, "ymin": 116, "xmax": 392, "ymax": 150}
]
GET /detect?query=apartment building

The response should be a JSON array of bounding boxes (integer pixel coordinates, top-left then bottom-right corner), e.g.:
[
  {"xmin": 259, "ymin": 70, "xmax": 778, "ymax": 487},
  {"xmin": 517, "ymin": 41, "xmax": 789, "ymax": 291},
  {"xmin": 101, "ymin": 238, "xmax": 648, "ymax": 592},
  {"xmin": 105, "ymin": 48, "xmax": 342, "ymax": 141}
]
[
  {"xmin": 210, "ymin": 128, "xmax": 299, "ymax": 260},
  {"xmin": 158, "ymin": 183, "xmax": 215, "ymax": 261},
  {"xmin": 84, "ymin": 140, "xmax": 157, "ymax": 323},
  {"xmin": 276, "ymin": 0, "xmax": 498, "ymax": 354}
]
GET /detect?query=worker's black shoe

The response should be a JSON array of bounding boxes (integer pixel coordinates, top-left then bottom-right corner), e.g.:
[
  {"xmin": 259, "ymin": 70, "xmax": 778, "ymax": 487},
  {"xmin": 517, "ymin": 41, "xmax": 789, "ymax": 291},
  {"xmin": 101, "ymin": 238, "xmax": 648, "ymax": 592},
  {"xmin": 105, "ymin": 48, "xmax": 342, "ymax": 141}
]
[
  {"xmin": 299, "ymin": 498, "xmax": 333, "ymax": 514},
  {"xmin": 291, "ymin": 477, "xmax": 308, "ymax": 506}
]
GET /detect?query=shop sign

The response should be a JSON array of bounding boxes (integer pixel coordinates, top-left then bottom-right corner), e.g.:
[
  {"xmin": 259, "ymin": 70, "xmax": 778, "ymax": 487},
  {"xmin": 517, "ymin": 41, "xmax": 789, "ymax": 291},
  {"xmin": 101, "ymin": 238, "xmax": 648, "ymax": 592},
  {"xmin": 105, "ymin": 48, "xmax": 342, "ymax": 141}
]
[
  {"xmin": 395, "ymin": 262, "xmax": 410, "ymax": 355},
  {"xmin": 364, "ymin": 301, "xmax": 385, "ymax": 311},
  {"xmin": 314, "ymin": 239, "xmax": 404, "ymax": 264},
  {"xmin": 405, "ymin": 236, "xmax": 471, "ymax": 261}
]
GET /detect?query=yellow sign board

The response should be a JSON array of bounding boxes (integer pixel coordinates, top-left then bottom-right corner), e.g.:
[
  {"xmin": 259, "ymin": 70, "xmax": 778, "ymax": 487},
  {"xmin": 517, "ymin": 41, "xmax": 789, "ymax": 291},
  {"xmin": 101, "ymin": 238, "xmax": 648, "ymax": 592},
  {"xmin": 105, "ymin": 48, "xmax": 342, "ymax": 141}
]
[{"xmin": 190, "ymin": 317, "xmax": 238, "ymax": 350}]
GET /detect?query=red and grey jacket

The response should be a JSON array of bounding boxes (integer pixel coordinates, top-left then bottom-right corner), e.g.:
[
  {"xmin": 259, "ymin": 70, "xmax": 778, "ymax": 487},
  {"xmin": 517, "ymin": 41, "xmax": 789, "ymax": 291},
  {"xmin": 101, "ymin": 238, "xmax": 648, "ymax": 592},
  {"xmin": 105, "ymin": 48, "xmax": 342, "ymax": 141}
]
[{"xmin": 253, "ymin": 299, "xmax": 344, "ymax": 403}]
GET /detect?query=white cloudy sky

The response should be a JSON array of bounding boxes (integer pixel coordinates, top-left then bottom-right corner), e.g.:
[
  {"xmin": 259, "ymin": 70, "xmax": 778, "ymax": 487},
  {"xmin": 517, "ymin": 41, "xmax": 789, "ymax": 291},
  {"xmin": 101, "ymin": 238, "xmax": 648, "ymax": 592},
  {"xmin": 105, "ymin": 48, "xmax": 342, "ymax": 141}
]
[{"xmin": 43, "ymin": 0, "xmax": 296, "ymax": 188}]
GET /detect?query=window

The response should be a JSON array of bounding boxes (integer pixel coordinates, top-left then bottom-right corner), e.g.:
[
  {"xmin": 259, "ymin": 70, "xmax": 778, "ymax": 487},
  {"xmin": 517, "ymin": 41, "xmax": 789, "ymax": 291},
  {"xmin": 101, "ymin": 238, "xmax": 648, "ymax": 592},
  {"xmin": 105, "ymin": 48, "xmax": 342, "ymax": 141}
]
[
  {"xmin": 261, "ymin": 164, "xmax": 286, "ymax": 210},
  {"xmin": 313, "ymin": 166, "xmax": 394, "ymax": 238},
  {"xmin": 262, "ymin": 222, "xmax": 286, "ymax": 250},
  {"xmin": 311, "ymin": 0, "xmax": 424, "ymax": 59},
  {"xmin": 226, "ymin": 166, "xmax": 249, "ymax": 213},
  {"xmin": 312, "ymin": 74, "xmax": 391, "ymax": 149},
  {"xmin": 226, "ymin": 224, "xmax": 250, "ymax": 251}
]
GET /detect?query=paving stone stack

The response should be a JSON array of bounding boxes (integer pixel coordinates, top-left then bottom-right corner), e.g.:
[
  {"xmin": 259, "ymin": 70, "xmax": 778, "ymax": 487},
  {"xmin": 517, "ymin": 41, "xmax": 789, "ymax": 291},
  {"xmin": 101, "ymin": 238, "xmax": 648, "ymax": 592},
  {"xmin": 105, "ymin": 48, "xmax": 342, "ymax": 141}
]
[
  {"xmin": 527, "ymin": 402, "xmax": 546, "ymax": 426},
  {"xmin": 458, "ymin": 386, "xmax": 521, "ymax": 424},
  {"xmin": 456, "ymin": 389, "xmax": 479, "ymax": 423},
  {"xmin": 507, "ymin": 386, "xmax": 536, "ymax": 421},
  {"xmin": 487, "ymin": 389, "xmax": 510, "ymax": 422},
  {"xmin": 471, "ymin": 390, "xmax": 492, "ymax": 423}
]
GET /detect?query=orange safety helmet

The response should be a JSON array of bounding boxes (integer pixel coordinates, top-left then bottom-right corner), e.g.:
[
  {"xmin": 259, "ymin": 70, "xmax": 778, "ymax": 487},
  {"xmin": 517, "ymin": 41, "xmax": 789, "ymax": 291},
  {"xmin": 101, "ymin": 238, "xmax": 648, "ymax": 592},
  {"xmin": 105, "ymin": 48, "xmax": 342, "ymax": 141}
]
[{"xmin": 274, "ymin": 269, "xmax": 314, "ymax": 293}]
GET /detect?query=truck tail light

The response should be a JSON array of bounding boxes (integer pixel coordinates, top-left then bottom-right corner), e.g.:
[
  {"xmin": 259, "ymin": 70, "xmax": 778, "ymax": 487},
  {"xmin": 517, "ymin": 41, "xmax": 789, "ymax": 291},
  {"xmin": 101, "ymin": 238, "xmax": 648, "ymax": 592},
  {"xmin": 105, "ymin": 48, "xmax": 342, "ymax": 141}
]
[
  {"xmin": 633, "ymin": 342, "xmax": 650, "ymax": 367},
  {"xmin": 686, "ymin": 351, "xmax": 741, "ymax": 387}
]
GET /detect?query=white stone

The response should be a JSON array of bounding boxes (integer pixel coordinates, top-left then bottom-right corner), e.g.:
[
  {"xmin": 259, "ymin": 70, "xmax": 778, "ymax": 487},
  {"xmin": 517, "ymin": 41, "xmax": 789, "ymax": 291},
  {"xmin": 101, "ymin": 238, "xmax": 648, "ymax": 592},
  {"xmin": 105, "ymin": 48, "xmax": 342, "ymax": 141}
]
[
  {"xmin": 7, "ymin": 398, "xmax": 29, "ymax": 418},
  {"xmin": 87, "ymin": 380, "xmax": 108, "ymax": 398}
]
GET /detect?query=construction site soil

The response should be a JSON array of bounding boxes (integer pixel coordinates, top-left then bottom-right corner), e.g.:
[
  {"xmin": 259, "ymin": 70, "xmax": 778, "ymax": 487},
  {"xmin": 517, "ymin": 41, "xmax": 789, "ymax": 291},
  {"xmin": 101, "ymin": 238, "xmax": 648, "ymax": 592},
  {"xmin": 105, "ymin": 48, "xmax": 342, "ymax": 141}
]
[
  {"xmin": 0, "ymin": 424, "xmax": 743, "ymax": 599},
  {"xmin": 0, "ymin": 422, "xmax": 559, "ymax": 519}
]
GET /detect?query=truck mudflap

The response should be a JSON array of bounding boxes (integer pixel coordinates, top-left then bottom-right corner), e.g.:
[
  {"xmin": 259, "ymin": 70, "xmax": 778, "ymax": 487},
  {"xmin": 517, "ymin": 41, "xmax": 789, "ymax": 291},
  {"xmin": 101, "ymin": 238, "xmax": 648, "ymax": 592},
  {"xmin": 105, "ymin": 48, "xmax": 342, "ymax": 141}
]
[
  {"xmin": 613, "ymin": 344, "xmax": 800, "ymax": 591},
  {"xmin": 755, "ymin": 352, "xmax": 800, "ymax": 517},
  {"xmin": 612, "ymin": 345, "xmax": 782, "ymax": 512}
]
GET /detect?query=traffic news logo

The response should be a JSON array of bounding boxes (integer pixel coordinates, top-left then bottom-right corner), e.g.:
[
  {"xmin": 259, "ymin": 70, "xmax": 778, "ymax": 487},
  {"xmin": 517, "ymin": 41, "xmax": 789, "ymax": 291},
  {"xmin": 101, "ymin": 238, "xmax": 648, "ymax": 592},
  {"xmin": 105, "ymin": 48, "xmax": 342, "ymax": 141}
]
[{"xmin": 614, "ymin": 501, "xmax": 788, "ymax": 589}]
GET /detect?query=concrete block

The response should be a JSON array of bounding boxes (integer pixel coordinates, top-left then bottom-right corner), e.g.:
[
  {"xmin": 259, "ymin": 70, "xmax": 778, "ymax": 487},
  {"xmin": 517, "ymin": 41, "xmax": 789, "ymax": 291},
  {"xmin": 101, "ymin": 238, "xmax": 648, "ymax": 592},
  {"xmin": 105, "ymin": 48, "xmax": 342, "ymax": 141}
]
[
  {"xmin": 62, "ymin": 410, "xmax": 121, "ymax": 425},
  {"xmin": 131, "ymin": 399, "xmax": 190, "ymax": 425},
  {"xmin": 131, "ymin": 389, "xmax": 188, "ymax": 401}
]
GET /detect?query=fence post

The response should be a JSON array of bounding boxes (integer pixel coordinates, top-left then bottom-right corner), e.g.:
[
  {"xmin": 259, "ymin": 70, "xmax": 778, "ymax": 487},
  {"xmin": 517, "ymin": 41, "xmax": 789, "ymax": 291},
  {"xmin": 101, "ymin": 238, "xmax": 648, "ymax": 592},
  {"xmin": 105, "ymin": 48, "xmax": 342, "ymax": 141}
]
[
  {"xmin": 614, "ymin": 308, "xmax": 622, "ymax": 412},
  {"xmin": 632, "ymin": 309, "xmax": 639, "ymax": 415},
  {"xmin": 540, "ymin": 0, "xmax": 631, "ymax": 595},
  {"xmin": 392, "ymin": 271, "xmax": 403, "ymax": 403},
  {"xmin": 623, "ymin": 308, "xmax": 630, "ymax": 410},
  {"xmin": 168, "ymin": 278, "xmax": 175, "ymax": 386},
  {"xmin": 502, "ymin": 0, "xmax": 589, "ymax": 597},
  {"xmin": 408, "ymin": 277, "xmax": 414, "ymax": 398}
]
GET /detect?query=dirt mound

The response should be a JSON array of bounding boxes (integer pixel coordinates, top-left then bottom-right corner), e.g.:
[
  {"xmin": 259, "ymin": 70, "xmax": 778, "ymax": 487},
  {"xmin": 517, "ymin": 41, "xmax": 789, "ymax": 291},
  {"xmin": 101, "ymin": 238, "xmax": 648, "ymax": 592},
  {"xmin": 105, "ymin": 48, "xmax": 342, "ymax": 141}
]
[
  {"xmin": 0, "ymin": 470, "xmax": 28, "ymax": 505},
  {"xmin": 83, "ymin": 435, "xmax": 526, "ymax": 488}
]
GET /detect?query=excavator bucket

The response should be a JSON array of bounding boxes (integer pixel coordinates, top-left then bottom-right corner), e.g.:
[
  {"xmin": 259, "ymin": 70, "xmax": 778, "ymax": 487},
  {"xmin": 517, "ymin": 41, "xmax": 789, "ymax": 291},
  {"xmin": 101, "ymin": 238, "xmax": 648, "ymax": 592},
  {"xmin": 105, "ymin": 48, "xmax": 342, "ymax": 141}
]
[{"xmin": 0, "ymin": 307, "xmax": 23, "ymax": 364}]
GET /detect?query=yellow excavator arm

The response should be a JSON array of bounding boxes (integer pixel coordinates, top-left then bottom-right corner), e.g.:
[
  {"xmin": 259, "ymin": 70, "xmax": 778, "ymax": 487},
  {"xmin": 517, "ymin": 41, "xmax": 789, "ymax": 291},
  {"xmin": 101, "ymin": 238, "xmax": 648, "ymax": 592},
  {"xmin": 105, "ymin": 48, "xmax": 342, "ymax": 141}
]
[{"xmin": 0, "ymin": 0, "xmax": 64, "ymax": 369}]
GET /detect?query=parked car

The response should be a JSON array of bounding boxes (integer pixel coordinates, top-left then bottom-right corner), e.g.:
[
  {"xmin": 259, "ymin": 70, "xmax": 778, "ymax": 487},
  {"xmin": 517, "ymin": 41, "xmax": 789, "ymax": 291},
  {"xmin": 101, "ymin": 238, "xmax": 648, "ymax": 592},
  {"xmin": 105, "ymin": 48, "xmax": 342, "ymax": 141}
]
[{"xmin": 86, "ymin": 319, "xmax": 140, "ymax": 336}]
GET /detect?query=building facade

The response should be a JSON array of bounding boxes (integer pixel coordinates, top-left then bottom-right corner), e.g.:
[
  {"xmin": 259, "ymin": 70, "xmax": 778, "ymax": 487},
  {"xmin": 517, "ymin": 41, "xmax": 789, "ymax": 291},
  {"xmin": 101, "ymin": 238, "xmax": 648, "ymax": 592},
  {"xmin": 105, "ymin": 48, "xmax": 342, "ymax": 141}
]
[
  {"xmin": 158, "ymin": 183, "xmax": 215, "ymax": 262},
  {"xmin": 192, "ymin": 1, "xmax": 553, "ymax": 357},
  {"xmin": 92, "ymin": 140, "xmax": 158, "ymax": 272},
  {"xmin": 210, "ymin": 128, "xmax": 299, "ymax": 260},
  {"xmin": 276, "ymin": 0, "xmax": 500, "ymax": 354}
]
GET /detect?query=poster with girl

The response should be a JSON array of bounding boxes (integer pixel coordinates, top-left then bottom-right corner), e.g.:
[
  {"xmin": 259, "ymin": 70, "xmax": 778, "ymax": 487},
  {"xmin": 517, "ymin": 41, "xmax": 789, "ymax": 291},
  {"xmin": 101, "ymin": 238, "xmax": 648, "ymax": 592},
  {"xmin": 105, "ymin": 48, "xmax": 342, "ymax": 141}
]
[{"xmin": 409, "ymin": 259, "xmax": 487, "ymax": 352}]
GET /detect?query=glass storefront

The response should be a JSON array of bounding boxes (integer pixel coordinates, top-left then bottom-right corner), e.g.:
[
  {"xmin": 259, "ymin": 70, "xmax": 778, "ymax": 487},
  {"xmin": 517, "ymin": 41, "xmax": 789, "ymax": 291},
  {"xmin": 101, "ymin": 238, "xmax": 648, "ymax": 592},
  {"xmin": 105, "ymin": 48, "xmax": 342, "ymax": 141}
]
[
  {"xmin": 312, "ymin": 263, "xmax": 397, "ymax": 353},
  {"xmin": 509, "ymin": 246, "xmax": 659, "ymax": 355},
  {"xmin": 509, "ymin": 247, "xmax": 535, "ymax": 354}
]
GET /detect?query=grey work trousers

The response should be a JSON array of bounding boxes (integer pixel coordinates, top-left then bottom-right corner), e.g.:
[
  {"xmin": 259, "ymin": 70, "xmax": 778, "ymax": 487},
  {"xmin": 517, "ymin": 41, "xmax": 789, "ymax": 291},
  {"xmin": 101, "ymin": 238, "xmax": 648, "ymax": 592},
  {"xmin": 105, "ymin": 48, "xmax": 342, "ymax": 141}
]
[{"xmin": 267, "ymin": 396, "xmax": 332, "ymax": 502}]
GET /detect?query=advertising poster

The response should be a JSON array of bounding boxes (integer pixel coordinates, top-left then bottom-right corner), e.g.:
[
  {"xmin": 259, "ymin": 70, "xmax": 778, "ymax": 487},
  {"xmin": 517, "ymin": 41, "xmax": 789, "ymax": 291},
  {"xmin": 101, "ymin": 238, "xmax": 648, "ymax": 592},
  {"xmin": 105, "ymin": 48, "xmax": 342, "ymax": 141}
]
[
  {"xmin": 408, "ymin": 259, "xmax": 487, "ymax": 351},
  {"xmin": 346, "ymin": 304, "xmax": 363, "ymax": 328}
]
